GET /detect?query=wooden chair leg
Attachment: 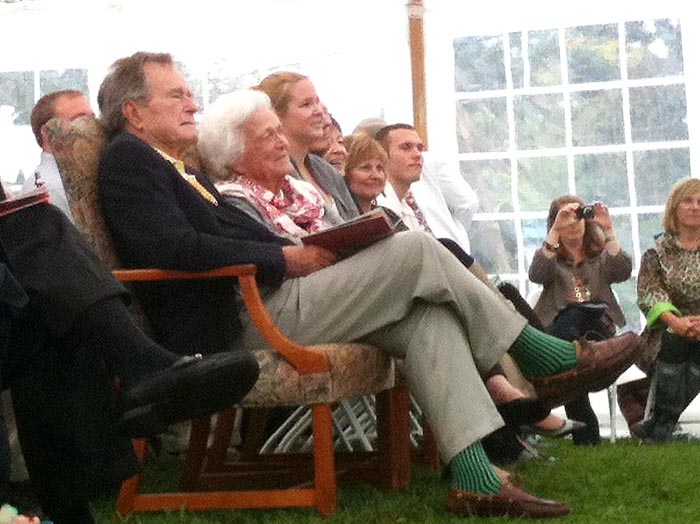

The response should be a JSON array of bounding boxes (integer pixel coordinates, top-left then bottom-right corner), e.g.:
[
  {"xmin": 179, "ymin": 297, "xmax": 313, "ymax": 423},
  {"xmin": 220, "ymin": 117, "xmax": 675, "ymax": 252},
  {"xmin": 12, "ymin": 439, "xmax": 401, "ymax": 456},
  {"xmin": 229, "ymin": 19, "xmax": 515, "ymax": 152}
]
[
  {"xmin": 116, "ymin": 438, "xmax": 149, "ymax": 515},
  {"xmin": 180, "ymin": 416, "xmax": 213, "ymax": 490},
  {"xmin": 422, "ymin": 422, "xmax": 442, "ymax": 471},
  {"xmin": 203, "ymin": 408, "xmax": 238, "ymax": 471},
  {"xmin": 239, "ymin": 408, "xmax": 269, "ymax": 460},
  {"xmin": 312, "ymin": 404, "xmax": 337, "ymax": 517},
  {"xmin": 376, "ymin": 386, "xmax": 411, "ymax": 489}
]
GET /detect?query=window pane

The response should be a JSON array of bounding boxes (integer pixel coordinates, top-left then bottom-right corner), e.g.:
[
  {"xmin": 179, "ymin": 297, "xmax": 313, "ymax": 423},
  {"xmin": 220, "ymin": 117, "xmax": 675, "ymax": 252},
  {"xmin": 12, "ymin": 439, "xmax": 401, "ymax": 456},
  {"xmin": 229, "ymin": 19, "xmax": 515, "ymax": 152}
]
[
  {"xmin": 570, "ymin": 89, "xmax": 624, "ymax": 146},
  {"xmin": 469, "ymin": 219, "xmax": 517, "ymax": 273},
  {"xmin": 39, "ymin": 69, "xmax": 89, "ymax": 97},
  {"xmin": 514, "ymin": 93, "xmax": 565, "ymax": 149},
  {"xmin": 509, "ymin": 32, "xmax": 524, "ymax": 89},
  {"xmin": 566, "ymin": 23, "xmax": 620, "ymax": 83},
  {"xmin": 612, "ymin": 277, "xmax": 642, "ymax": 333},
  {"xmin": 529, "ymin": 29, "xmax": 561, "ymax": 86},
  {"xmin": 522, "ymin": 217, "xmax": 547, "ymax": 269},
  {"xmin": 456, "ymin": 98, "xmax": 509, "ymax": 153},
  {"xmin": 626, "ymin": 19, "xmax": 684, "ymax": 79},
  {"xmin": 634, "ymin": 148, "xmax": 690, "ymax": 205},
  {"xmin": 610, "ymin": 214, "xmax": 634, "ymax": 260},
  {"xmin": 574, "ymin": 152, "xmax": 629, "ymax": 206},
  {"xmin": 205, "ymin": 58, "xmax": 261, "ymax": 106},
  {"xmin": 0, "ymin": 71, "xmax": 34, "ymax": 125},
  {"xmin": 460, "ymin": 159, "xmax": 512, "ymax": 213},
  {"xmin": 176, "ymin": 61, "xmax": 204, "ymax": 110},
  {"xmin": 638, "ymin": 212, "xmax": 664, "ymax": 252},
  {"xmin": 629, "ymin": 84, "xmax": 688, "ymax": 142},
  {"xmin": 518, "ymin": 156, "xmax": 568, "ymax": 211},
  {"xmin": 454, "ymin": 35, "xmax": 506, "ymax": 92}
]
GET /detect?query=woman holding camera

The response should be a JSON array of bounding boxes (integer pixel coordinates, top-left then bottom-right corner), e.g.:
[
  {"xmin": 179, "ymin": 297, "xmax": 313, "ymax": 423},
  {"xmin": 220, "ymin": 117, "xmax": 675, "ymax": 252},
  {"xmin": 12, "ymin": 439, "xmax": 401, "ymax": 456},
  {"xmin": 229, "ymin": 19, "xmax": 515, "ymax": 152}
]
[{"xmin": 529, "ymin": 195, "xmax": 633, "ymax": 444}]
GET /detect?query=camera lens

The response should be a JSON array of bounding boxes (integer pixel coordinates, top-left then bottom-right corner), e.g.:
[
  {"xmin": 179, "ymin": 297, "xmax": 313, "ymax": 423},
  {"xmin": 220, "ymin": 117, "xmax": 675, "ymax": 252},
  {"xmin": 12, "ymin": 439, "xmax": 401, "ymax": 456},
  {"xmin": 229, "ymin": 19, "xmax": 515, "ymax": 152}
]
[{"xmin": 577, "ymin": 205, "xmax": 595, "ymax": 220}]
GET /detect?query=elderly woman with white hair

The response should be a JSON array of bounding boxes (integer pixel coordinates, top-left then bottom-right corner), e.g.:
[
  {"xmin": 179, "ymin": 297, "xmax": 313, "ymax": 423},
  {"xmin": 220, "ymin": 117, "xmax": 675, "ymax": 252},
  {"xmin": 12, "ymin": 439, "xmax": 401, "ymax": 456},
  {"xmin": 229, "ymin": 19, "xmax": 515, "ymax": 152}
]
[
  {"xmin": 197, "ymin": 90, "xmax": 333, "ymax": 242},
  {"xmin": 198, "ymin": 88, "xmax": 587, "ymax": 460}
]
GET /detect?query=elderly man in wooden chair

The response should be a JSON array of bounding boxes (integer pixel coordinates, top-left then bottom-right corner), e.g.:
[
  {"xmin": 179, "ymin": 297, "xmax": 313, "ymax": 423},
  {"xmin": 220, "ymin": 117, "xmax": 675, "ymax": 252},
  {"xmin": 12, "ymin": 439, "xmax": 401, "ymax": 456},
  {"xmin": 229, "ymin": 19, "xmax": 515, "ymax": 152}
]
[{"xmin": 97, "ymin": 51, "xmax": 639, "ymax": 519}]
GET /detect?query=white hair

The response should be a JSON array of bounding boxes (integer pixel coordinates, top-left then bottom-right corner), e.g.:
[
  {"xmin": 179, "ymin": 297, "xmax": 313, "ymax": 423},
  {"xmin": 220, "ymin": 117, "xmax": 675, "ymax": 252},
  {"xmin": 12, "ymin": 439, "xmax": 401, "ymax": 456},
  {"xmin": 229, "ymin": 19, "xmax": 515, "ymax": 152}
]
[
  {"xmin": 197, "ymin": 89, "xmax": 272, "ymax": 180},
  {"xmin": 352, "ymin": 116, "xmax": 387, "ymax": 137}
]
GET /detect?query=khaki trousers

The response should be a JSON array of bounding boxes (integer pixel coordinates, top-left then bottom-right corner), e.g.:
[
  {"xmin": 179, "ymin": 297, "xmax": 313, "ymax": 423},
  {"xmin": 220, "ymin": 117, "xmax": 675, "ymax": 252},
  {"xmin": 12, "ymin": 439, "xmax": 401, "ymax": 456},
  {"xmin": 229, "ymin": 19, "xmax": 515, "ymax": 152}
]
[{"xmin": 241, "ymin": 231, "xmax": 527, "ymax": 462}]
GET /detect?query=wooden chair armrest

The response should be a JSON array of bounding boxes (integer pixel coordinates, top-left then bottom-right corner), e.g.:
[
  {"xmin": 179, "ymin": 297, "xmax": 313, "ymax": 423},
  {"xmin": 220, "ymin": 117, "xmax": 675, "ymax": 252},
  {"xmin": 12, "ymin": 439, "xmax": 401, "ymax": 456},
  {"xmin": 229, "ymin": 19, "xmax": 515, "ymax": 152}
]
[
  {"xmin": 112, "ymin": 265, "xmax": 329, "ymax": 374},
  {"xmin": 112, "ymin": 265, "xmax": 258, "ymax": 281}
]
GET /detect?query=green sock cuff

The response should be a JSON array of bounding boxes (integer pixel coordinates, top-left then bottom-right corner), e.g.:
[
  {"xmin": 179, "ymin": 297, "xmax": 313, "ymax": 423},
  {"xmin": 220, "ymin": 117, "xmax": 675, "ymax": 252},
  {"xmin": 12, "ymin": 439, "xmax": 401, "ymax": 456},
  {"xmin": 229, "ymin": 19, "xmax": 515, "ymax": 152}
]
[
  {"xmin": 449, "ymin": 443, "xmax": 501, "ymax": 494},
  {"xmin": 509, "ymin": 325, "xmax": 577, "ymax": 377}
]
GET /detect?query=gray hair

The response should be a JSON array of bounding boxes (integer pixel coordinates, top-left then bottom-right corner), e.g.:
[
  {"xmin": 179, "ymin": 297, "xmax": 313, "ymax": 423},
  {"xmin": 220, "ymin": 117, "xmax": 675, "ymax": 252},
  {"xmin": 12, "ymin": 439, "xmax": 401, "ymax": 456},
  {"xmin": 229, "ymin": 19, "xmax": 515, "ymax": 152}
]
[
  {"xmin": 98, "ymin": 52, "xmax": 173, "ymax": 139},
  {"xmin": 197, "ymin": 89, "xmax": 273, "ymax": 180}
]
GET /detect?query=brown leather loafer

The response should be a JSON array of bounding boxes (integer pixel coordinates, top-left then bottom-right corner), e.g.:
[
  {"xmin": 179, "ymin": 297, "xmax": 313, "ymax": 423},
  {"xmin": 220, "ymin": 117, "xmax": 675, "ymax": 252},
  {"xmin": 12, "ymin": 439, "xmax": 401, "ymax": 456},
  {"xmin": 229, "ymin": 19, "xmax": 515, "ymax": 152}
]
[
  {"xmin": 447, "ymin": 483, "xmax": 570, "ymax": 518},
  {"xmin": 527, "ymin": 332, "xmax": 639, "ymax": 408}
]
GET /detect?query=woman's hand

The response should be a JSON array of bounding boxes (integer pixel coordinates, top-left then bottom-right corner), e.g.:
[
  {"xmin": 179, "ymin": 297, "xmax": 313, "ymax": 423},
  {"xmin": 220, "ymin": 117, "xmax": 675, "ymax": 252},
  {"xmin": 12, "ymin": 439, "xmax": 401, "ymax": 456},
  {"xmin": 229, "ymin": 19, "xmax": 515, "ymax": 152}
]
[
  {"xmin": 551, "ymin": 202, "xmax": 580, "ymax": 232},
  {"xmin": 283, "ymin": 245, "xmax": 336, "ymax": 277},
  {"xmin": 683, "ymin": 315, "xmax": 700, "ymax": 340},
  {"xmin": 593, "ymin": 202, "xmax": 614, "ymax": 233},
  {"xmin": 661, "ymin": 312, "xmax": 700, "ymax": 340}
]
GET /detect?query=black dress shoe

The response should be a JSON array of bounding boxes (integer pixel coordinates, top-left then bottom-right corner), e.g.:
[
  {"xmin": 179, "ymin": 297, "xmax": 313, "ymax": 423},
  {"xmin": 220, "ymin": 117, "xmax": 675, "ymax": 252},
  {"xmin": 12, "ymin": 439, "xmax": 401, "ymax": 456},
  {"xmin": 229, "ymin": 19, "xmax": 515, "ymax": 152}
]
[{"xmin": 119, "ymin": 351, "xmax": 259, "ymax": 437}]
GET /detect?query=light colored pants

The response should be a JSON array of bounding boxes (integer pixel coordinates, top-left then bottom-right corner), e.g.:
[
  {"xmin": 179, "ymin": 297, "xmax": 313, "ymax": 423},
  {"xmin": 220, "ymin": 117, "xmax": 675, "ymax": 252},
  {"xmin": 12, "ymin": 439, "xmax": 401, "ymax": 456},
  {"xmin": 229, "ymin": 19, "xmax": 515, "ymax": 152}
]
[{"xmin": 241, "ymin": 231, "xmax": 528, "ymax": 462}]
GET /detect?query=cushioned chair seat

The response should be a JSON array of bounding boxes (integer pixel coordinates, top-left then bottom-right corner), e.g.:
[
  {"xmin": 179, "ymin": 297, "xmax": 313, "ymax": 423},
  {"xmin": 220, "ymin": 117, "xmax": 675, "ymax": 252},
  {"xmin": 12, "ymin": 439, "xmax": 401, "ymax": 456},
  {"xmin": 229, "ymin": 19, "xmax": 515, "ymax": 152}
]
[{"xmin": 246, "ymin": 343, "xmax": 394, "ymax": 407}]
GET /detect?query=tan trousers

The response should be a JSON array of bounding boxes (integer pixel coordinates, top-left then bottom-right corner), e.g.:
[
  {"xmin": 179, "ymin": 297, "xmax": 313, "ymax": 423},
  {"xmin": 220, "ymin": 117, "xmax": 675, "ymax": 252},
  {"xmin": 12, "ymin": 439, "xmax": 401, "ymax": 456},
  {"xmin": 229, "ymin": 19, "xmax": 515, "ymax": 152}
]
[{"xmin": 241, "ymin": 231, "xmax": 528, "ymax": 462}]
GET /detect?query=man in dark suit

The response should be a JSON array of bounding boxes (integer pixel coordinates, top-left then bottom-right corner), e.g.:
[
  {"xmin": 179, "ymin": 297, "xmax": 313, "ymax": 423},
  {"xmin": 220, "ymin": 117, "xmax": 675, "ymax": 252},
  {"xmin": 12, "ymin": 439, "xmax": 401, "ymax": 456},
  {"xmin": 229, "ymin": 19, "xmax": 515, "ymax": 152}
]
[
  {"xmin": 97, "ymin": 52, "xmax": 638, "ymax": 520},
  {"xmin": 0, "ymin": 189, "xmax": 259, "ymax": 523}
]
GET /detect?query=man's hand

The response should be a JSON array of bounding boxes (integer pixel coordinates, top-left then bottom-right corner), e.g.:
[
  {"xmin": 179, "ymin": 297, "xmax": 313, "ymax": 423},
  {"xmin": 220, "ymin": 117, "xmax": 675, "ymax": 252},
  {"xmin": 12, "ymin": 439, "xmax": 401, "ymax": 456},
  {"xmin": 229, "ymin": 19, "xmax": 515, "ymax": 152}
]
[{"xmin": 282, "ymin": 245, "xmax": 336, "ymax": 277}]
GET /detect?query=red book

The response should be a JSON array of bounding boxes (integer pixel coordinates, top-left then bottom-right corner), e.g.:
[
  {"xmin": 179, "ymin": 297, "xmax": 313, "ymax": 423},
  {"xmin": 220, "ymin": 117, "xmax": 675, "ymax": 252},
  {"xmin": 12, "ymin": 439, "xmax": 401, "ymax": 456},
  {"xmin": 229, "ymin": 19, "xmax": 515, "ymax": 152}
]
[
  {"xmin": 0, "ymin": 186, "xmax": 51, "ymax": 218},
  {"xmin": 302, "ymin": 207, "xmax": 404, "ymax": 259}
]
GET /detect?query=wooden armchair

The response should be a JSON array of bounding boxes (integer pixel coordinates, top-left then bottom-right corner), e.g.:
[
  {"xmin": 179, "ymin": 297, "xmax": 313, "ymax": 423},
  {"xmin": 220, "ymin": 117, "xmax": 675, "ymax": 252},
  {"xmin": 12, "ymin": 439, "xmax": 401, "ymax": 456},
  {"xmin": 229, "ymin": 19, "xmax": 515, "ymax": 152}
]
[{"xmin": 46, "ymin": 117, "xmax": 411, "ymax": 517}]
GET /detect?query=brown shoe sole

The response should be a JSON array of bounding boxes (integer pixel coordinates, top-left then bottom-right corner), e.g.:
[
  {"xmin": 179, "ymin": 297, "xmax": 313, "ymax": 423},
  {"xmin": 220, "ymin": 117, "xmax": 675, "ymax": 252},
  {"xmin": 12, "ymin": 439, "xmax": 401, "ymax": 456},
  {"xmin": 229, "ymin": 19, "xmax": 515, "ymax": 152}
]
[{"xmin": 447, "ymin": 486, "xmax": 570, "ymax": 519}]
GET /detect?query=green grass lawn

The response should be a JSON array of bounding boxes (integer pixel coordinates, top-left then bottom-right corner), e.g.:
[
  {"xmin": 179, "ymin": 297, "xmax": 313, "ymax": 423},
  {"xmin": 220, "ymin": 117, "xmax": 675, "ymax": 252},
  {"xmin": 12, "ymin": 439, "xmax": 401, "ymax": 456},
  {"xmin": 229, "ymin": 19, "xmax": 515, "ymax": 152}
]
[{"xmin": 93, "ymin": 438, "xmax": 700, "ymax": 523}]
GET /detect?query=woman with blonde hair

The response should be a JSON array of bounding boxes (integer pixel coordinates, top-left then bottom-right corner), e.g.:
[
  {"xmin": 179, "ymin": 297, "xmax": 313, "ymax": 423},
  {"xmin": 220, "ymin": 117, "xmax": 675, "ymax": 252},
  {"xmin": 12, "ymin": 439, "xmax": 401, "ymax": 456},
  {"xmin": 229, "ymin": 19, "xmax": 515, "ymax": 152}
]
[
  {"xmin": 635, "ymin": 177, "xmax": 700, "ymax": 443},
  {"xmin": 256, "ymin": 72, "xmax": 359, "ymax": 224}
]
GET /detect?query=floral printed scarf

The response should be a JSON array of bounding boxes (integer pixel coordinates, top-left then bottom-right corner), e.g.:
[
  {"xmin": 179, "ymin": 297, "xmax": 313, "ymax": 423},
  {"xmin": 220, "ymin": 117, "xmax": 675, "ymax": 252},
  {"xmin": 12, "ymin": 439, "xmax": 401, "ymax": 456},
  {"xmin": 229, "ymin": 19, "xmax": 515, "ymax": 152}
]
[{"xmin": 217, "ymin": 175, "xmax": 329, "ymax": 238}]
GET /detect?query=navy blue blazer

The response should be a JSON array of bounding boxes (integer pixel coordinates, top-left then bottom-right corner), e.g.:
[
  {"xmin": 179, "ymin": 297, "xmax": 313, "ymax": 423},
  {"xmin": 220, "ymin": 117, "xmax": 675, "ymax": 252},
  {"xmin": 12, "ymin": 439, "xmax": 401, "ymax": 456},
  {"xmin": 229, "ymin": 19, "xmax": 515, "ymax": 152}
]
[{"xmin": 99, "ymin": 132, "xmax": 292, "ymax": 355}]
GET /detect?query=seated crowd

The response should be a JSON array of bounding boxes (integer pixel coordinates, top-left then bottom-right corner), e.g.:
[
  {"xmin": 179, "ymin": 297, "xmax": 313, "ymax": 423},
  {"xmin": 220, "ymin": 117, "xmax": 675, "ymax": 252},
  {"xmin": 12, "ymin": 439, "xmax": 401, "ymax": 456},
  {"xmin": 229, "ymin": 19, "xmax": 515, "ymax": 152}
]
[{"xmin": 7, "ymin": 49, "xmax": 686, "ymax": 524}]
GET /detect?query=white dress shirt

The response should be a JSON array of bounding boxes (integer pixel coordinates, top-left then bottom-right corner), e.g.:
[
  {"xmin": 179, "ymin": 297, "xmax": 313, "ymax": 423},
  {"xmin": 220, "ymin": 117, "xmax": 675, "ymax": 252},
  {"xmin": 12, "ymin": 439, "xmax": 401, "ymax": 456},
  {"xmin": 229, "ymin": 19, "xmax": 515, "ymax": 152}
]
[
  {"xmin": 23, "ymin": 151, "xmax": 73, "ymax": 220},
  {"xmin": 411, "ymin": 151, "xmax": 478, "ymax": 252}
]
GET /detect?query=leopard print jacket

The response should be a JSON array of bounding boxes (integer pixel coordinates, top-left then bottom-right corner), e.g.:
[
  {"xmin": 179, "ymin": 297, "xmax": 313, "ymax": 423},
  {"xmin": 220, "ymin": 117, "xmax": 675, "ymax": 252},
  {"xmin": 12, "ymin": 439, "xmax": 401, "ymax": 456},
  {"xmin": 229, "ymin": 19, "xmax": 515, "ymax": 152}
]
[{"xmin": 638, "ymin": 232, "xmax": 700, "ymax": 317}]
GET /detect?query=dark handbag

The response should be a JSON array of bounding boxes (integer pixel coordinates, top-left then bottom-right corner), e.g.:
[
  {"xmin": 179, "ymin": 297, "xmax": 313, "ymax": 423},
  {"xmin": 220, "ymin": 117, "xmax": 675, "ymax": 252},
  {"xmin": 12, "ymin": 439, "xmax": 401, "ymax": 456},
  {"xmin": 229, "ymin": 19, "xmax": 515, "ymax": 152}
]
[{"xmin": 549, "ymin": 302, "xmax": 615, "ymax": 341}]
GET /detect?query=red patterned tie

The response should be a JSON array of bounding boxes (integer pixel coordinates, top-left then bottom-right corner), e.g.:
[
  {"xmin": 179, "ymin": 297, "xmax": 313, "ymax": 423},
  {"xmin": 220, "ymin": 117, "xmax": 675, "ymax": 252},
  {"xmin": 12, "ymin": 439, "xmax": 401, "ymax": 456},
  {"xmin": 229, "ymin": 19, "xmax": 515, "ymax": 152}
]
[{"xmin": 404, "ymin": 190, "xmax": 432, "ymax": 234}]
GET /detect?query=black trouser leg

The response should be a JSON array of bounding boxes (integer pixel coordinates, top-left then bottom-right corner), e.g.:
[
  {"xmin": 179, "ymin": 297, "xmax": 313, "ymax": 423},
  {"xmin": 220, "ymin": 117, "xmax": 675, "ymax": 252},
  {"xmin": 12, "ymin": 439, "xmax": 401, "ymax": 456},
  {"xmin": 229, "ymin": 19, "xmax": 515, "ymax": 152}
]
[
  {"xmin": 64, "ymin": 297, "xmax": 177, "ymax": 382},
  {"xmin": 48, "ymin": 503, "xmax": 96, "ymax": 524},
  {"xmin": 646, "ymin": 360, "xmax": 686, "ymax": 442},
  {"xmin": 547, "ymin": 306, "xmax": 609, "ymax": 443},
  {"xmin": 641, "ymin": 332, "xmax": 694, "ymax": 443},
  {"xmin": 564, "ymin": 395, "xmax": 600, "ymax": 445},
  {"xmin": 686, "ymin": 361, "xmax": 700, "ymax": 412}
]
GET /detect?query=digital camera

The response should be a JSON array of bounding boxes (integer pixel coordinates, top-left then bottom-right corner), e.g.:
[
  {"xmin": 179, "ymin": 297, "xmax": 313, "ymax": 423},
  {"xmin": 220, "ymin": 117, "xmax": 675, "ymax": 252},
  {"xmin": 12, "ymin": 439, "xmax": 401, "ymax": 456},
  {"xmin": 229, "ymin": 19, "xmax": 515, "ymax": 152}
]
[{"xmin": 576, "ymin": 205, "xmax": 595, "ymax": 220}]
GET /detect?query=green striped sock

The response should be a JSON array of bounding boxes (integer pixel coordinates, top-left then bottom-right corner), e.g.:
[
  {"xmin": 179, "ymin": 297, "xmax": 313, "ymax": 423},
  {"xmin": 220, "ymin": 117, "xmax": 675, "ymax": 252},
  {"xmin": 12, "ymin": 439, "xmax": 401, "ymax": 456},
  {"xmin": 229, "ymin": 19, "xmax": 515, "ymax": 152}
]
[
  {"xmin": 508, "ymin": 325, "xmax": 578, "ymax": 377},
  {"xmin": 449, "ymin": 443, "xmax": 501, "ymax": 494}
]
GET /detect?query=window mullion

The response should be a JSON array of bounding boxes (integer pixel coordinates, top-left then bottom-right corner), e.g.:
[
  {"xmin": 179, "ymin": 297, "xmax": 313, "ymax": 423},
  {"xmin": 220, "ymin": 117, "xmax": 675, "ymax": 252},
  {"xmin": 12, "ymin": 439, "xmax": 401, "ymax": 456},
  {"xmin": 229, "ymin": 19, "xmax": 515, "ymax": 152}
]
[
  {"xmin": 559, "ymin": 26, "xmax": 575, "ymax": 195},
  {"xmin": 504, "ymin": 31, "xmax": 526, "ymax": 290}
]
